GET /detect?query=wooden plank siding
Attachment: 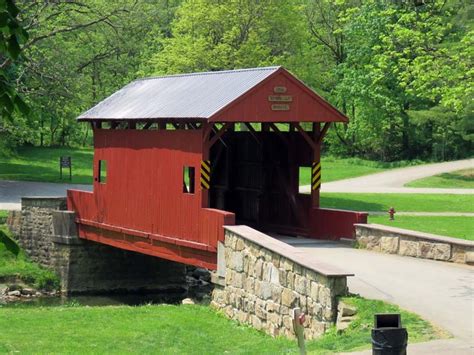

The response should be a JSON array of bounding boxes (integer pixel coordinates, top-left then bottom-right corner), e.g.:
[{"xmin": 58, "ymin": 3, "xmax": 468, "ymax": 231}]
[{"xmin": 67, "ymin": 129, "xmax": 235, "ymax": 269}]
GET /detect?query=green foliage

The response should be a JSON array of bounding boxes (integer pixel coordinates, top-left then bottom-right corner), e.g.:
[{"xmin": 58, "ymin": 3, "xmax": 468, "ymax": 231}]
[
  {"xmin": 0, "ymin": 298, "xmax": 441, "ymax": 353},
  {"xmin": 0, "ymin": 0, "xmax": 29, "ymax": 123},
  {"xmin": 326, "ymin": 0, "xmax": 473, "ymax": 160},
  {"xmin": 0, "ymin": 0, "xmax": 472, "ymax": 162},
  {"xmin": 369, "ymin": 215, "xmax": 474, "ymax": 240},
  {"xmin": 0, "ymin": 225, "xmax": 59, "ymax": 290},
  {"xmin": 141, "ymin": 0, "xmax": 305, "ymax": 75}
]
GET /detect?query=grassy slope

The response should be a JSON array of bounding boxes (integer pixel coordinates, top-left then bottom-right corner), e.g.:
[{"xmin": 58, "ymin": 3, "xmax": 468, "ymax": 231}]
[
  {"xmin": 406, "ymin": 169, "xmax": 474, "ymax": 189},
  {"xmin": 0, "ymin": 225, "xmax": 58, "ymax": 289},
  {"xmin": 299, "ymin": 157, "xmax": 422, "ymax": 185},
  {"xmin": 0, "ymin": 298, "xmax": 440, "ymax": 354},
  {"xmin": 320, "ymin": 193, "xmax": 474, "ymax": 213},
  {"xmin": 369, "ymin": 216, "xmax": 474, "ymax": 241},
  {"xmin": 0, "ymin": 146, "xmax": 93, "ymax": 184}
]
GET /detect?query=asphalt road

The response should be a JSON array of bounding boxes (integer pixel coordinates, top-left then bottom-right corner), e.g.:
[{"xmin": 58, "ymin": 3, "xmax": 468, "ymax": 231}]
[
  {"xmin": 277, "ymin": 238, "xmax": 474, "ymax": 353},
  {"xmin": 0, "ymin": 180, "xmax": 92, "ymax": 210},
  {"xmin": 301, "ymin": 158, "xmax": 474, "ymax": 194}
]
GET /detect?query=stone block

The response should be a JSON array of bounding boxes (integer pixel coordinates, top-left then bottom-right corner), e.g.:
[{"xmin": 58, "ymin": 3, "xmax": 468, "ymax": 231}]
[
  {"xmin": 282, "ymin": 257, "xmax": 293, "ymax": 271},
  {"xmin": 281, "ymin": 288, "xmax": 298, "ymax": 308},
  {"xmin": 399, "ymin": 238, "xmax": 418, "ymax": 257},
  {"xmin": 232, "ymin": 251, "xmax": 244, "ymax": 272},
  {"xmin": 255, "ymin": 299, "xmax": 267, "ymax": 320},
  {"xmin": 380, "ymin": 236, "xmax": 399, "ymax": 254},
  {"xmin": 254, "ymin": 259, "xmax": 263, "ymax": 279},
  {"xmin": 267, "ymin": 312, "xmax": 282, "ymax": 326},
  {"xmin": 418, "ymin": 241, "xmax": 450, "ymax": 261},
  {"xmin": 251, "ymin": 315, "xmax": 263, "ymax": 330},
  {"xmin": 235, "ymin": 237, "xmax": 245, "ymax": 251},
  {"xmin": 244, "ymin": 276, "xmax": 255, "ymax": 292},
  {"xmin": 318, "ymin": 286, "xmax": 331, "ymax": 307},
  {"xmin": 255, "ymin": 280, "xmax": 272, "ymax": 300},
  {"xmin": 271, "ymin": 284, "xmax": 282, "ymax": 303},
  {"xmin": 357, "ymin": 234, "xmax": 381, "ymax": 251},
  {"xmin": 310, "ymin": 281, "xmax": 319, "ymax": 301},
  {"xmin": 294, "ymin": 274, "xmax": 307, "ymax": 295}
]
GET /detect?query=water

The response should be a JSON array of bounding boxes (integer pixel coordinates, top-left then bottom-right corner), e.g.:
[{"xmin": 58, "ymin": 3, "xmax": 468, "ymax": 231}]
[{"xmin": 1, "ymin": 286, "xmax": 211, "ymax": 308}]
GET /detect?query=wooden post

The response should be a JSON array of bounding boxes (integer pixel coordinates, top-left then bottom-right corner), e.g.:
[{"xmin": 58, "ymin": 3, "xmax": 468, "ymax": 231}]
[
  {"xmin": 292, "ymin": 307, "xmax": 307, "ymax": 355},
  {"xmin": 201, "ymin": 122, "xmax": 212, "ymax": 208},
  {"xmin": 312, "ymin": 123, "xmax": 321, "ymax": 208}
]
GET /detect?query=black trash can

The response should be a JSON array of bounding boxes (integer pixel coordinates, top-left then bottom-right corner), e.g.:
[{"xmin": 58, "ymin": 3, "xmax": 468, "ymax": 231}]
[{"xmin": 371, "ymin": 314, "xmax": 408, "ymax": 355}]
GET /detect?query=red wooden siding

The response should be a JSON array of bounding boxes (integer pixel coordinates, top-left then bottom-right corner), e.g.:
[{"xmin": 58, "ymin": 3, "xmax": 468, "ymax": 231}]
[
  {"xmin": 211, "ymin": 69, "xmax": 347, "ymax": 123},
  {"xmin": 67, "ymin": 129, "xmax": 235, "ymax": 269}
]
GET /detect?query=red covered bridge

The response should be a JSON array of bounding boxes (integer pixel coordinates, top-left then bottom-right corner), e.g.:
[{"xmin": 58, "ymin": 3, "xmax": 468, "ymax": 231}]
[{"xmin": 67, "ymin": 66, "xmax": 367, "ymax": 269}]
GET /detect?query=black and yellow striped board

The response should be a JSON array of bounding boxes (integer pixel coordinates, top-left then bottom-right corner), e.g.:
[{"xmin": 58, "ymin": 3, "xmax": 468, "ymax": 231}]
[
  {"xmin": 200, "ymin": 160, "xmax": 211, "ymax": 190},
  {"xmin": 311, "ymin": 161, "xmax": 321, "ymax": 191}
]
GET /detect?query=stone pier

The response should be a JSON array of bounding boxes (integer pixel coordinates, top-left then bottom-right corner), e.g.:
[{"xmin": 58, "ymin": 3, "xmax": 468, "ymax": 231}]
[{"xmin": 7, "ymin": 197, "xmax": 186, "ymax": 294}]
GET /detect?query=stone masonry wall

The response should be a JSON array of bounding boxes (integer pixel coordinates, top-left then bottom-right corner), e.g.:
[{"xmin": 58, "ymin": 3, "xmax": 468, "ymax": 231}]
[
  {"xmin": 211, "ymin": 226, "xmax": 349, "ymax": 340},
  {"xmin": 8, "ymin": 197, "xmax": 186, "ymax": 294},
  {"xmin": 356, "ymin": 223, "xmax": 474, "ymax": 264}
]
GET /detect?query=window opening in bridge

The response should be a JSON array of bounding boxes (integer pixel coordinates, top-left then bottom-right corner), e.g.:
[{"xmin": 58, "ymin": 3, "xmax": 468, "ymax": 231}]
[
  {"xmin": 99, "ymin": 160, "xmax": 107, "ymax": 184},
  {"xmin": 183, "ymin": 166, "xmax": 195, "ymax": 194},
  {"xmin": 298, "ymin": 166, "xmax": 310, "ymax": 194}
]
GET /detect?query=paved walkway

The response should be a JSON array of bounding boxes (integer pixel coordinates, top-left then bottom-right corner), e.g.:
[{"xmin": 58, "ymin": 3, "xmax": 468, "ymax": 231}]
[
  {"xmin": 301, "ymin": 158, "xmax": 474, "ymax": 194},
  {"xmin": 368, "ymin": 211, "xmax": 474, "ymax": 217},
  {"xmin": 0, "ymin": 180, "xmax": 92, "ymax": 210},
  {"xmin": 276, "ymin": 238, "xmax": 474, "ymax": 353}
]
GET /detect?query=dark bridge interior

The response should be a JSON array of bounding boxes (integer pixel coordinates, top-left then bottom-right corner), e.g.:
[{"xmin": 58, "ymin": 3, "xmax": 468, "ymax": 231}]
[{"xmin": 209, "ymin": 129, "xmax": 313, "ymax": 236}]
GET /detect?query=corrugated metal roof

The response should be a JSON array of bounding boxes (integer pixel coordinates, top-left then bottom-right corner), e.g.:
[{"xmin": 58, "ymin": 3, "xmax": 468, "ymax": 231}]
[{"xmin": 78, "ymin": 66, "xmax": 281, "ymax": 121}]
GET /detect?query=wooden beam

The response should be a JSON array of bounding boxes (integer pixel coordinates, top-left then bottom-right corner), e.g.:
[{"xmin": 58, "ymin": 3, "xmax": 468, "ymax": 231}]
[
  {"xmin": 294, "ymin": 123, "xmax": 316, "ymax": 150},
  {"xmin": 209, "ymin": 122, "xmax": 232, "ymax": 148},
  {"xmin": 244, "ymin": 123, "xmax": 262, "ymax": 146},
  {"xmin": 316, "ymin": 122, "xmax": 331, "ymax": 144},
  {"xmin": 268, "ymin": 123, "xmax": 289, "ymax": 146},
  {"xmin": 143, "ymin": 122, "xmax": 153, "ymax": 130}
]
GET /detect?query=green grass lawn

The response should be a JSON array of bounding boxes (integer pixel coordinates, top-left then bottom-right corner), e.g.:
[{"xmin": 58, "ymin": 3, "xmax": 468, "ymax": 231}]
[
  {"xmin": 320, "ymin": 193, "xmax": 474, "ymax": 213},
  {"xmin": 0, "ymin": 146, "xmax": 93, "ymax": 184},
  {"xmin": 0, "ymin": 225, "xmax": 58, "ymax": 289},
  {"xmin": 0, "ymin": 297, "xmax": 441, "ymax": 354},
  {"xmin": 406, "ymin": 169, "xmax": 474, "ymax": 189},
  {"xmin": 369, "ymin": 216, "xmax": 474, "ymax": 241},
  {"xmin": 299, "ymin": 157, "xmax": 422, "ymax": 185}
]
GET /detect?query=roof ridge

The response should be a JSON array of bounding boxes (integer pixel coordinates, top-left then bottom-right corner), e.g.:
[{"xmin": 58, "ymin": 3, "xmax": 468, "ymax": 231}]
[{"xmin": 134, "ymin": 66, "xmax": 281, "ymax": 82}]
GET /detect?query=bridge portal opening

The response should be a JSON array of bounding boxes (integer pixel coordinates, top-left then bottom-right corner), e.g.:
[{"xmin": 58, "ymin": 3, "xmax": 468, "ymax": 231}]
[{"xmin": 209, "ymin": 125, "xmax": 313, "ymax": 237}]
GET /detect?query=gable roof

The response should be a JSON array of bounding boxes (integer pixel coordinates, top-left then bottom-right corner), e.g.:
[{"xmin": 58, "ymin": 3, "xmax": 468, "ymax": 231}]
[{"xmin": 78, "ymin": 66, "xmax": 347, "ymax": 123}]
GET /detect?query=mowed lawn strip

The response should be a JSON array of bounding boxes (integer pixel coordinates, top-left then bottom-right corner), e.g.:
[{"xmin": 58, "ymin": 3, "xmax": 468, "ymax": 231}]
[
  {"xmin": 369, "ymin": 216, "xmax": 474, "ymax": 241},
  {"xmin": 299, "ymin": 157, "xmax": 423, "ymax": 185},
  {"xmin": 405, "ymin": 168, "xmax": 474, "ymax": 189},
  {"xmin": 0, "ymin": 299, "xmax": 441, "ymax": 354},
  {"xmin": 320, "ymin": 193, "xmax": 474, "ymax": 213},
  {"xmin": 0, "ymin": 147, "xmax": 93, "ymax": 184}
]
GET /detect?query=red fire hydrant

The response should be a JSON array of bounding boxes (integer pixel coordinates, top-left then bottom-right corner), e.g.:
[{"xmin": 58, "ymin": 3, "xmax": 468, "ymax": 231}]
[{"xmin": 389, "ymin": 207, "xmax": 396, "ymax": 221}]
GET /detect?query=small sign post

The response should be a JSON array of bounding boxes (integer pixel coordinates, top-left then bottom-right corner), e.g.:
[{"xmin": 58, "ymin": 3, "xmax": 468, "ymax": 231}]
[{"xmin": 60, "ymin": 156, "xmax": 72, "ymax": 180}]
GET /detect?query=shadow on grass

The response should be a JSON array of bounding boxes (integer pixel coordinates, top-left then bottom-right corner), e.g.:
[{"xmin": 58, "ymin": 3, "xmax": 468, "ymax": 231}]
[
  {"xmin": 0, "ymin": 229, "xmax": 19, "ymax": 256},
  {"xmin": 438, "ymin": 172, "xmax": 473, "ymax": 182},
  {"xmin": 320, "ymin": 195, "xmax": 384, "ymax": 212}
]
